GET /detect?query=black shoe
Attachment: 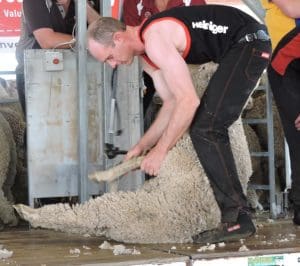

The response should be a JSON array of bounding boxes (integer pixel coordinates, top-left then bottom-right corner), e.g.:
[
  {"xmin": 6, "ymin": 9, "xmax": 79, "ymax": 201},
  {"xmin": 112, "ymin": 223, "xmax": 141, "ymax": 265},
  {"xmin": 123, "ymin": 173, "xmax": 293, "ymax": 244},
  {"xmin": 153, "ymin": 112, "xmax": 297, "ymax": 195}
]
[
  {"xmin": 293, "ymin": 206, "xmax": 300, "ymax": 225},
  {"xmin": 192, "ymin": 212, "xmax": 256, "ymax": 244}
]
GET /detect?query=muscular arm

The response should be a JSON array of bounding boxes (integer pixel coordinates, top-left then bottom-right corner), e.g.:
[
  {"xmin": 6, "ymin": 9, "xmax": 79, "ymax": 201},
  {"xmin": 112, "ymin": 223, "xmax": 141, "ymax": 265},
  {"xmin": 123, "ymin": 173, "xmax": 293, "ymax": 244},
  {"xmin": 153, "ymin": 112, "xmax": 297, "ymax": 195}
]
[
  {"xmin": 272, "ymin": 0, "xmax": 300, "ymax": 18},
  {"xmin": 143, "ymin": 24, "xmax": 200, "ymax": 154},
  {"xmin": 126, "ymin": 22, "xmax": 200, "ymax": 175},
  {"xmin": 125, "ymin": 61, "xmax": 176, "ymax": 161}
]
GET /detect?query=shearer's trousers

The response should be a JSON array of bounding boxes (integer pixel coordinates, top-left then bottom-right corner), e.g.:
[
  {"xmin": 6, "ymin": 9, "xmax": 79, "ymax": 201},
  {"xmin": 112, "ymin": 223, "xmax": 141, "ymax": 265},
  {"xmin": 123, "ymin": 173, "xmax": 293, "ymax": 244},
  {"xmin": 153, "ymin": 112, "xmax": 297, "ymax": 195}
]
[{"xmin": 190, "ymin": 33, "xmax": 272, "ymax": 223}]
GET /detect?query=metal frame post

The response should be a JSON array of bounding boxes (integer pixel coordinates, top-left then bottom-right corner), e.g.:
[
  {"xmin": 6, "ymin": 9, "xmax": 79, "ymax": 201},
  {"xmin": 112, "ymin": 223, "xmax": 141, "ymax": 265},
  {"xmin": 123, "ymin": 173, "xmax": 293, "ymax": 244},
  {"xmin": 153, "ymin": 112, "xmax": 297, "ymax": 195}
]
[
  {"xmin": 266, "ymin": 79, "xmax": 276, "ymax": 218},
  {"xmin": 76, "ymin": 1, "xmax": 89, "ymax": 203}
]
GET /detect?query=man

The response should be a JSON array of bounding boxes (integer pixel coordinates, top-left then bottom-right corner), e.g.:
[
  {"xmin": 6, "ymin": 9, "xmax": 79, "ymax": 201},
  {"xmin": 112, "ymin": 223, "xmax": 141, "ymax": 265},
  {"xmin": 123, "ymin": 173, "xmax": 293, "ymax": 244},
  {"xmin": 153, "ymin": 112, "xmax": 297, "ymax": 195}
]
[
  {"xmin": 87, "ymin": 5, "xmax": 271, "ymax": 243},
  {"xmin": 267, "ymin": 0, "xmax": 300, "ymax": 225},
  {"xmin": 123, "ymin": 0, "xmax": 206, "ymax": 118}
]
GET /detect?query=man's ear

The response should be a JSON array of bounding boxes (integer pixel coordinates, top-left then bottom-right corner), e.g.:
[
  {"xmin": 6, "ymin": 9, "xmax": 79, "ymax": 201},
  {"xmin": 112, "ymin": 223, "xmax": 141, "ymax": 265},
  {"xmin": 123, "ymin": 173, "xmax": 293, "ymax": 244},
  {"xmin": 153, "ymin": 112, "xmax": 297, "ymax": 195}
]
[{"xmin": 112, "ymin": 32, "xmax": 123, "ymax": 43}]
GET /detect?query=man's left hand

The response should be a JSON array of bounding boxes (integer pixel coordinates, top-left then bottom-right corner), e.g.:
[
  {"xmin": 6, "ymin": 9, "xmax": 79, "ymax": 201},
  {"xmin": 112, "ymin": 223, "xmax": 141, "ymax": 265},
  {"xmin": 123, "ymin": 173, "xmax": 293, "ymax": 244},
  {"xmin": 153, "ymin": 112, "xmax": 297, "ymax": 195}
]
[
  {"xmin": 140, "ymin": 146, "xmax": 167, "ymax": 176},
  {"xmin": 295, "ymin": 114, "xmax": 300, "ymax": 130}
]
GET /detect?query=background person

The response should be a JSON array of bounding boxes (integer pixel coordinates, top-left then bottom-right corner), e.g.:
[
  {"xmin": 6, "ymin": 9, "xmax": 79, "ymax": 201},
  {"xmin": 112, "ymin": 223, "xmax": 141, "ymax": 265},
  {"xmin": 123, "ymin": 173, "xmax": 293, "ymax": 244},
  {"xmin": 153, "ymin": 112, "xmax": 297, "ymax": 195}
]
[{"xmin": 267, "ymin": 0, "xmax": 300, "ymax": 224}]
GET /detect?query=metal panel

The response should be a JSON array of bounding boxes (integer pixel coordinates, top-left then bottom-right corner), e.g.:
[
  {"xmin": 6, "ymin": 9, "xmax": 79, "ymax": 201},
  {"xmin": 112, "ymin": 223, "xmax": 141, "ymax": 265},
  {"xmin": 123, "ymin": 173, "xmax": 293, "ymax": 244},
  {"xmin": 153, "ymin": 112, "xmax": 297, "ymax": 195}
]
[
  {"xmin": 25, "ymin": 49, "xmax": 104, "ymax": 206},
  {"xmin": 25, "ymin": 50, "xmax": 143, "ymax": 206}
]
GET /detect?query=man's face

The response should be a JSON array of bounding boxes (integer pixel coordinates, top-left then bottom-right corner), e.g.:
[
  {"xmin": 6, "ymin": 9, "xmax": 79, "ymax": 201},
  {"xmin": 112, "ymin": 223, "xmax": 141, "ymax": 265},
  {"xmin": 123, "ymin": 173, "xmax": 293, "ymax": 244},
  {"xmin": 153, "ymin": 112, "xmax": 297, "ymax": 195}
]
[{"xmin": 88, "ymin": 36, "xmax": 134, "ymax": 69}]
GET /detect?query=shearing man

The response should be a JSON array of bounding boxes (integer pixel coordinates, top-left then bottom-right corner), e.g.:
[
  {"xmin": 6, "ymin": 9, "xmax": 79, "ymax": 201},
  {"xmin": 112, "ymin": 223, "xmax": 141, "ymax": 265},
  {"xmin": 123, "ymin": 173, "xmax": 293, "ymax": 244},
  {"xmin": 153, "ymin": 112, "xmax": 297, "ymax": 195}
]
[{"xmin": 87, "ymin": 5, "xmax": 271, "ymax": 243}]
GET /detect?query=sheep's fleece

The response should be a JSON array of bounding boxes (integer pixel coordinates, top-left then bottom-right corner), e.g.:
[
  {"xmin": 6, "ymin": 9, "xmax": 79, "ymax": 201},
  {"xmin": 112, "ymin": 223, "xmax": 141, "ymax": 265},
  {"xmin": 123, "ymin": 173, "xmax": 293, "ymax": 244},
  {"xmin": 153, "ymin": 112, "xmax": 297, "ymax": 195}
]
[
  {"xmin": 14, "ymin": 63, "xmax": 252, "ymax": 244},
  {"xmin": 0, "ymin": 78, "xmax": 26, "ymax": 228}
]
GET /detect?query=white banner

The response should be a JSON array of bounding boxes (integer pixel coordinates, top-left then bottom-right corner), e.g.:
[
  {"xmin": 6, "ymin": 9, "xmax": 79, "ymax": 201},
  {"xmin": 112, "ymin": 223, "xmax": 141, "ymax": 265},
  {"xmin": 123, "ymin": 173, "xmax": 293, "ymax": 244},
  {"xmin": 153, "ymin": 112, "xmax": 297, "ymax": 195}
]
[{"xmin": 0, "ymin": 36, "xmax": 18, "ymax": 53}]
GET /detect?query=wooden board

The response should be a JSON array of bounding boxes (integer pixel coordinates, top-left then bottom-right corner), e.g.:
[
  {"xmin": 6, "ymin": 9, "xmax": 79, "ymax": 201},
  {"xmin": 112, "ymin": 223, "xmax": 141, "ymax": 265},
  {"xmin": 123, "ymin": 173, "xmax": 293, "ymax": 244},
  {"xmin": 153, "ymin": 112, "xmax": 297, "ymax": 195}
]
[{"xmin": 1, "ymin": 215, "xmax": 300, "ymax": 265}]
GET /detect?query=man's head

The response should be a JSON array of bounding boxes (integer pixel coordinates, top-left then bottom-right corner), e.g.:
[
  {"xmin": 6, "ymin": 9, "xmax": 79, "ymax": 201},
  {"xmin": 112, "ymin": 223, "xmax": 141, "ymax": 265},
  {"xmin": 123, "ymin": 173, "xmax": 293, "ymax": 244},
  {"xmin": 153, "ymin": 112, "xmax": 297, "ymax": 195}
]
[{"xmin": 87, "ymin": 17, "xmax": 136, "ymax": 68}]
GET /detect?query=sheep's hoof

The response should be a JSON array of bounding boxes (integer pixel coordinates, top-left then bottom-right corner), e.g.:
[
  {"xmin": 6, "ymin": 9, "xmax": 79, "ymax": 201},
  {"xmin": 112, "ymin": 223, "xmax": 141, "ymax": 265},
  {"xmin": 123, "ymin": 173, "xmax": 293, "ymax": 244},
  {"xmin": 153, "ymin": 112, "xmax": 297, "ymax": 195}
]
[{"xmin": 13, "ymin": 204, "xmax": 38, "ymax": 221}]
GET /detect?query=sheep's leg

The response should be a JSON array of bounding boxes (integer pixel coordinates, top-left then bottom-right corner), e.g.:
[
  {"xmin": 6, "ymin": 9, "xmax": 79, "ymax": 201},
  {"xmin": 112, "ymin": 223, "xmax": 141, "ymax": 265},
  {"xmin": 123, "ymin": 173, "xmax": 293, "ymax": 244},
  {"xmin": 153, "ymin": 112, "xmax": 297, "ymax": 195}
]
[
  {"xmin": 13, "ymin": 204, "xmax": 37, "ymax": 221},
  {"xmin": 89, "ymin": 156, "xmax": 144, "ymax": 183},
  {"xmin": 13, "ymin": 199, "xmax": 110, "ymax": 237},
  {"xmin": 13, "ymin": 203, "xmax": 83, "ymax": 232}
]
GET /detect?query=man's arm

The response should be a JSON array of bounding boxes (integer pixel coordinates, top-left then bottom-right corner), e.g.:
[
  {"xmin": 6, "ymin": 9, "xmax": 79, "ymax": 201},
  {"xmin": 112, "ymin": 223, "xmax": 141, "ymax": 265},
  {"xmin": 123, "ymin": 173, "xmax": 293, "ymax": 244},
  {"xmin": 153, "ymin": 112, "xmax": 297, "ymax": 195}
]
[
  {"xmin": 136, "ymin": 22, "xmax": 200, "ymax": 175},
  {"xmin": 33, "ymin": 29, "xmax": 74, "ymax": 49},
  {"xmin": 272, "ymin": 0, "xmax": 300, "ymax": 18},
  {"xmin": 144, "ymin": 26, "xmax": 200, "ymax": 153},
  {"xmin": 125, "ymin": 62, "xmax": 176, "ymax": 160}
]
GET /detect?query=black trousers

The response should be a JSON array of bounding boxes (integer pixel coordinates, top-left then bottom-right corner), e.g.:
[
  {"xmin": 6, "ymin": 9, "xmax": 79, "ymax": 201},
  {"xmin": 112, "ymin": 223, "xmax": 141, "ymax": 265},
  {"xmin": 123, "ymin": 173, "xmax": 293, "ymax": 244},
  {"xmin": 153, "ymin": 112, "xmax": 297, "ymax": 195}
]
[
  {"xmin": 190, "ymin": 37, "xmax": 271, "ymax": 223},
  {"xmin": 268, "ymin": 28, "xmax": 300, "ymax": 206}
]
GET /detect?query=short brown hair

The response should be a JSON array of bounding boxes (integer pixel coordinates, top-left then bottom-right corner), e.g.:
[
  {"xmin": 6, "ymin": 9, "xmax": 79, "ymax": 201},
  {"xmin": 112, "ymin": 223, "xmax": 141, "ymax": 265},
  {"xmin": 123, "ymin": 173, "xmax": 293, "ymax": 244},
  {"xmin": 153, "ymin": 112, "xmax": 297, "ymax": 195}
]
[{"xmin": 87, "ymin": 17, "xmax": 126, "ymax": 46}]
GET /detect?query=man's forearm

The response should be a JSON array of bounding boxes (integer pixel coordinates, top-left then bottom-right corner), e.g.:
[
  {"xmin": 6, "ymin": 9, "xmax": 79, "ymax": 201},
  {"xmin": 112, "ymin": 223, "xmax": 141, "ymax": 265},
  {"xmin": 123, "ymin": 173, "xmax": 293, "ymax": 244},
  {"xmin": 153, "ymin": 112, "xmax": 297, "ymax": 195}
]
[{"xmin": 34, "ymin": 29, "xmax": 74, "ymax": 49}]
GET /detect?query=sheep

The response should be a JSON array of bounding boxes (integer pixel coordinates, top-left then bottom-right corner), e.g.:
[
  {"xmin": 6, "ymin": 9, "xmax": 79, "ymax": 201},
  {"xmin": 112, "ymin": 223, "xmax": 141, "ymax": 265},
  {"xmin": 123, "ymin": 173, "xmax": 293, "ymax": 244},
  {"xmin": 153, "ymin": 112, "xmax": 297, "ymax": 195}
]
[
  {"xmin": 15, "ymin": 125, "xmax": 251, "ymax": 244},
  {"xmin": 0, "ymin": 104, "xmax": 27, "ymax": 205},
  {"xmin": 0, "ymin": 112, "xmax": 18, "ymax": 229},
  {"xmin": 0, "ymin": 78, "xmax": 26, "ymax": 229},
  {"xmin": 0, "ymin": 105, "xmax": 25, "ymax": 149},
  {"xmin": 14, "ymin": 62, "xmax": 253, "ymax": 243}
]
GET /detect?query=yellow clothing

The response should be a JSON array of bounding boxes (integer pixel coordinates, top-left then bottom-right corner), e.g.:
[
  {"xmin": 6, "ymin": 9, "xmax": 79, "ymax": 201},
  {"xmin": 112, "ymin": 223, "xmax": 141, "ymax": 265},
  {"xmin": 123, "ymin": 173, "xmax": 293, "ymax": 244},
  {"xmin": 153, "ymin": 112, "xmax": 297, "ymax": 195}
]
[{"xmin": 261, "ymin": 0, "xmax": 296, "ymax": 48}]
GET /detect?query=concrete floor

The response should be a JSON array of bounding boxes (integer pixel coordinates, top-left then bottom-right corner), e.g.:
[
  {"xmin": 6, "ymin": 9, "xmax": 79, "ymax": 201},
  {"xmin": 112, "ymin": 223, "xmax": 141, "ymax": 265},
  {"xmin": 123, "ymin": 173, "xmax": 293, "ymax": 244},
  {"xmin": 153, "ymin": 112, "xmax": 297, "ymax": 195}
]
[{"xmin": 1, "ymin": 213, "xmax": 300, "ymax": 266}]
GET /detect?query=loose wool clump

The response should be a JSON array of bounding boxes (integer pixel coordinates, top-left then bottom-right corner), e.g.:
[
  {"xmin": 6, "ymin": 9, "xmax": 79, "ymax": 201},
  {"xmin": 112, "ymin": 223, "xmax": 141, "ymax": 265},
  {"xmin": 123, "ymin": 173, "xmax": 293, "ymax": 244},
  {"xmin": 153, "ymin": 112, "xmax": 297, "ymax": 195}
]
[{"xmin": 14, "ymin": 63, "xmax": 253, "ymax": 243}]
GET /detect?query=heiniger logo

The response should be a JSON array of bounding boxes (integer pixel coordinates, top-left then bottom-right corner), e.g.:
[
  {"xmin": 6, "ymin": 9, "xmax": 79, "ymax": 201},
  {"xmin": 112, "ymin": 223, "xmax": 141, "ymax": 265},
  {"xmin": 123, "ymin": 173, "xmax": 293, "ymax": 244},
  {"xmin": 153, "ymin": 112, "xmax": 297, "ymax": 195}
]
[{"xmin": 192, "ymin": 20, "xmax": 229, "ymax": 34}]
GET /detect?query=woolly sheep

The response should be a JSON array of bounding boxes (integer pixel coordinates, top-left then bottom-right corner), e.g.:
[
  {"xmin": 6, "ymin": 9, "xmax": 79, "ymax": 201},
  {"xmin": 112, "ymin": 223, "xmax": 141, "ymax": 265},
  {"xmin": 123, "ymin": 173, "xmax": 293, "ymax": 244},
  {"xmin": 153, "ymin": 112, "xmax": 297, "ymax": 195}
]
[
  {"xmin": 14, "ymin": 62, "xmax": 253, "ymax": 243},
  {"xmin": 0, "ymin": 113, "xmax": 18, "ymax": 229},
  {"xmin": 0, "ymin": 104, "xmax": 27, "ymax": 205},
  {"xmin": 15, "ymin": 125, "xmax": 251, "ymax": 244},
  {"xmin": 0, "ymin": 105, "xmax": 25, "ymax": 148},
  {"xmin": 0, "ymin": 78, "xmax": 25, "ymax": 228}
]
